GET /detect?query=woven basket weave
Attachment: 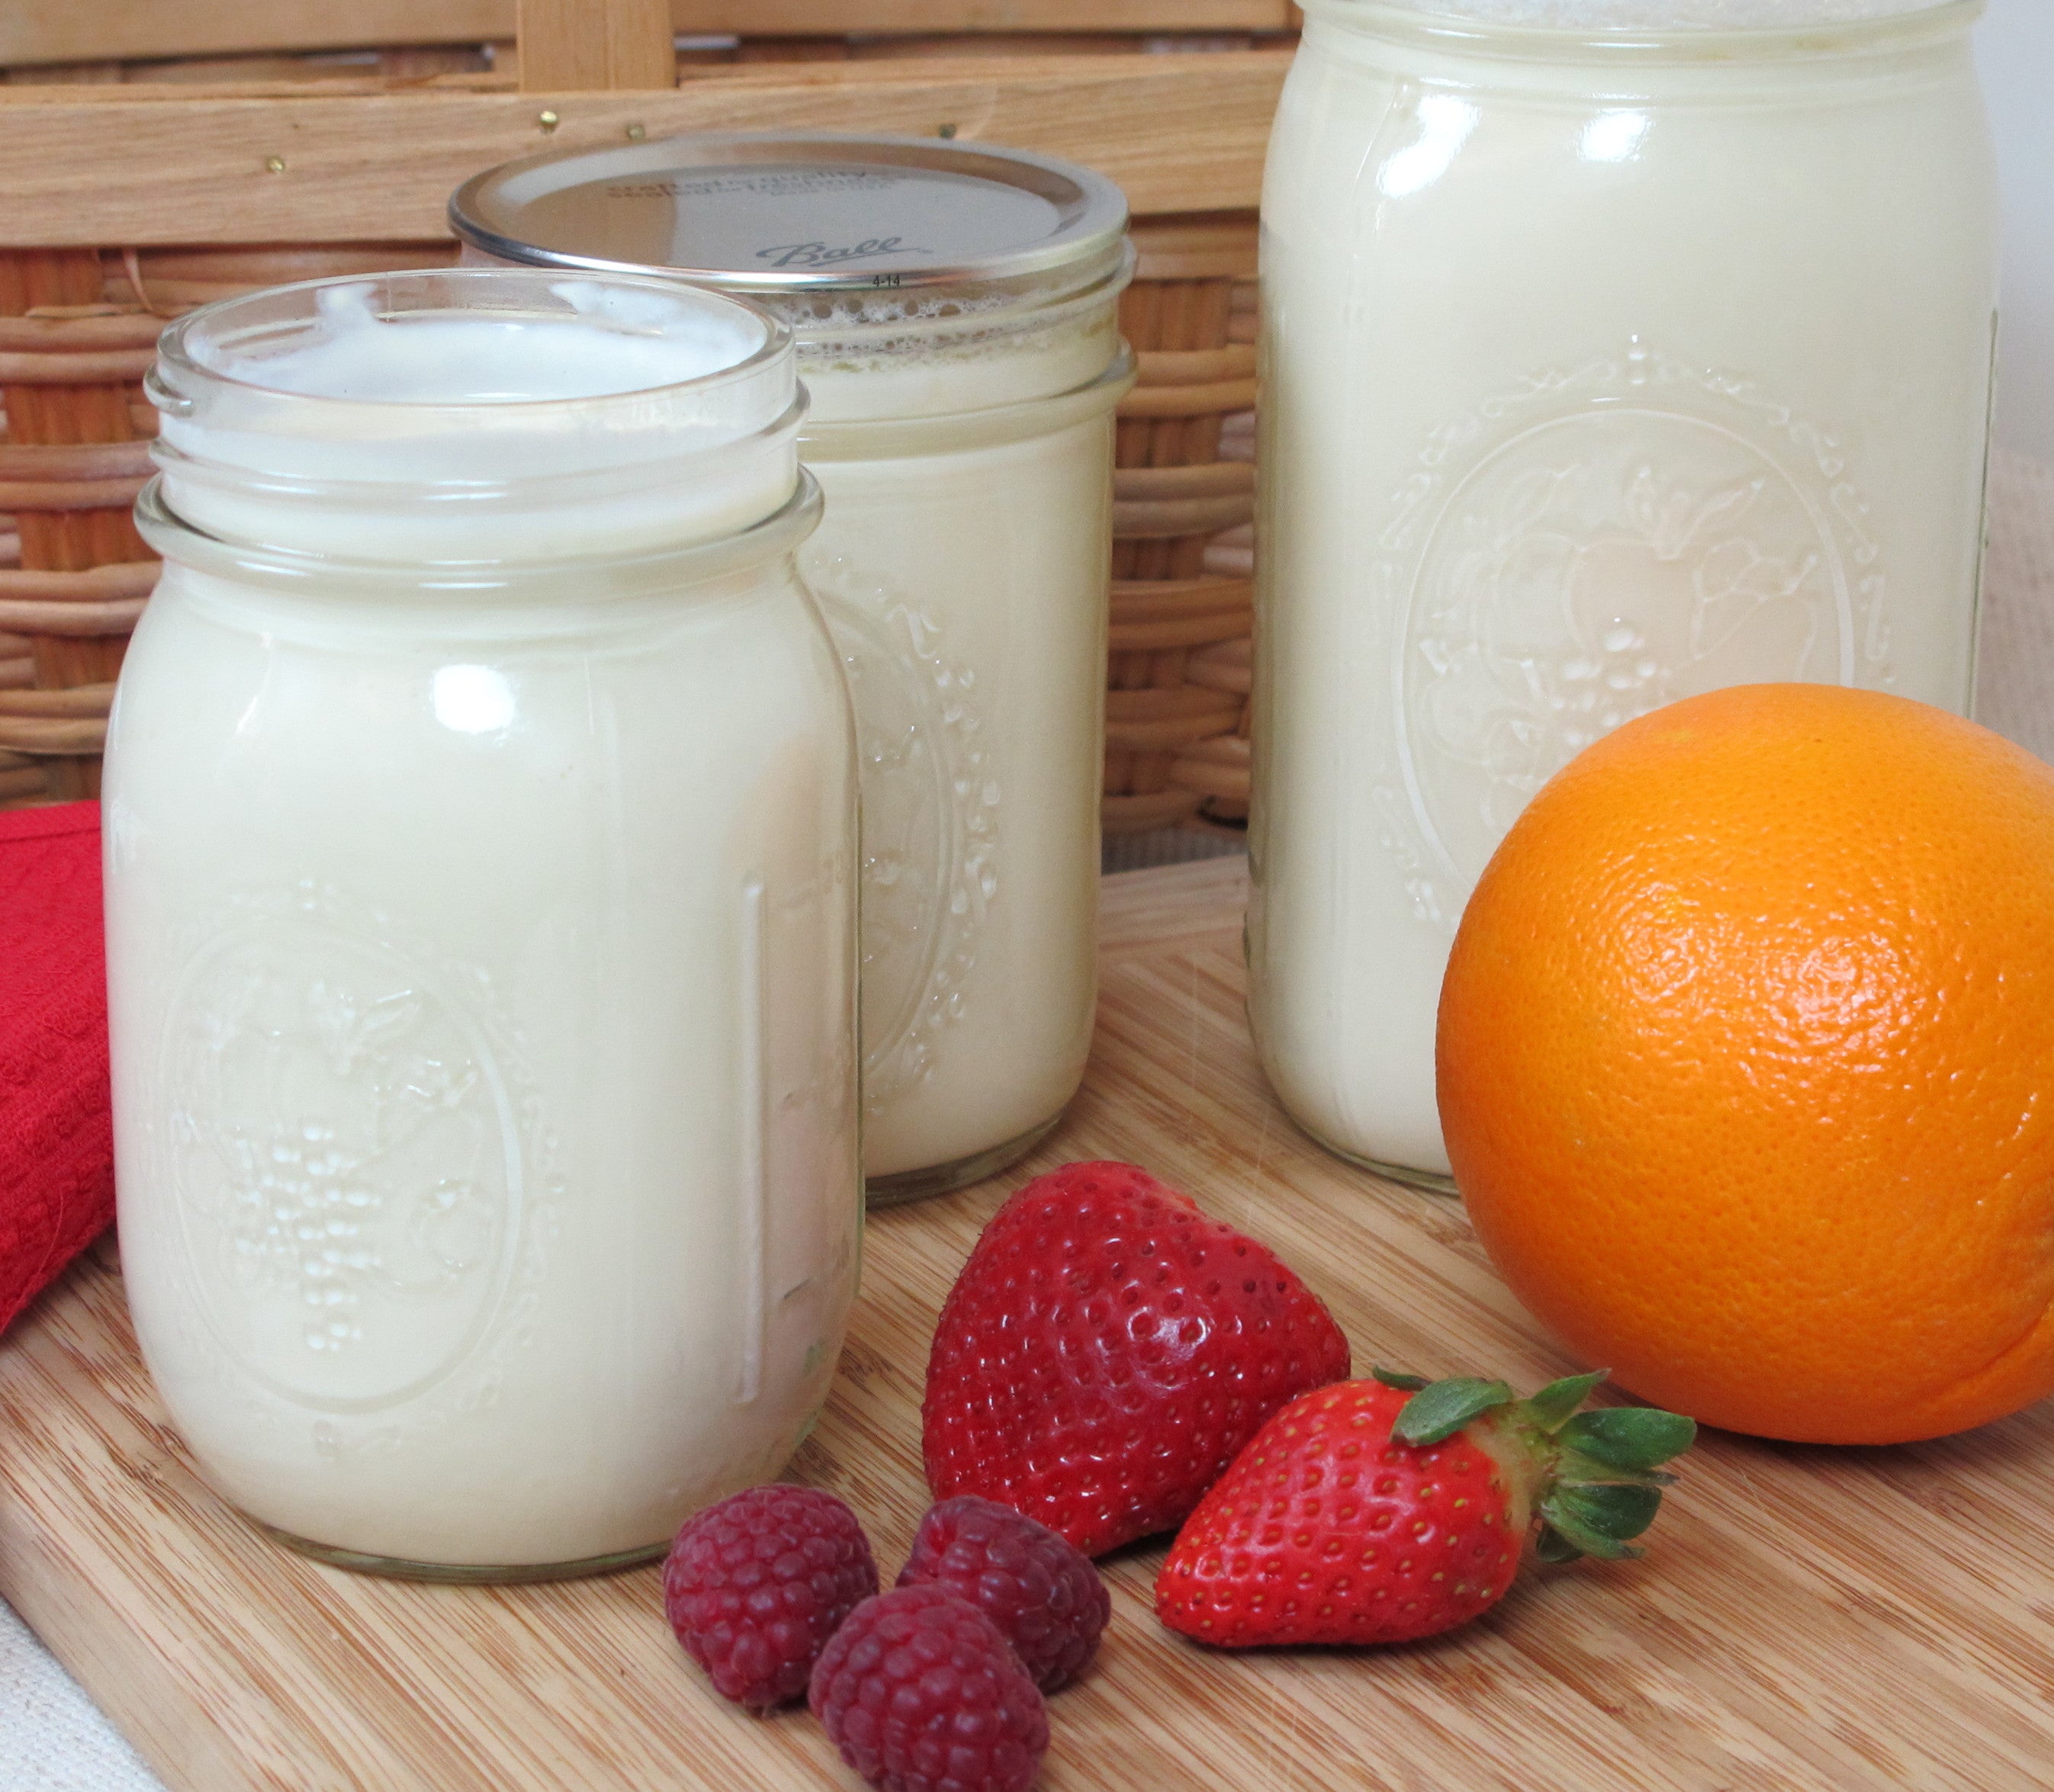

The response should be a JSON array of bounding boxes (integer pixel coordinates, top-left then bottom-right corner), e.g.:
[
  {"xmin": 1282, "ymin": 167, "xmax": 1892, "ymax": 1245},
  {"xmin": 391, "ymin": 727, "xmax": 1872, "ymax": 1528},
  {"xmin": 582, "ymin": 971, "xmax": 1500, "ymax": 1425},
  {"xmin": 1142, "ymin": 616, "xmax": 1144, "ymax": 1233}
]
[
  {"xmin": 1107, "ymin": 217, "xmax": 1255, "ymax": 836},
  {"xmin": 0, "ymin": 243, "xmax": 455, "ymax": 807},
  {"xmin": 0, "ymin": 36, "xmax": 1264, "ymax": 824}
]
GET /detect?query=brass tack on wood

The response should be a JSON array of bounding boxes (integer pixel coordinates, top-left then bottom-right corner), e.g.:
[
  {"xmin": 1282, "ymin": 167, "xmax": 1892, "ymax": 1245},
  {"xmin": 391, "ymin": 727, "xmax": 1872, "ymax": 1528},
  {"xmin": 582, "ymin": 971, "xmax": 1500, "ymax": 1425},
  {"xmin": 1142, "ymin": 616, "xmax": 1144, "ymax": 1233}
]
[
  {"xmin": 264, "ymin": 156, "xmax": 285, "ymax": 174},
  {"xmin": 538, "ymin": 110, "xmax": 561, "ymax": 133}
]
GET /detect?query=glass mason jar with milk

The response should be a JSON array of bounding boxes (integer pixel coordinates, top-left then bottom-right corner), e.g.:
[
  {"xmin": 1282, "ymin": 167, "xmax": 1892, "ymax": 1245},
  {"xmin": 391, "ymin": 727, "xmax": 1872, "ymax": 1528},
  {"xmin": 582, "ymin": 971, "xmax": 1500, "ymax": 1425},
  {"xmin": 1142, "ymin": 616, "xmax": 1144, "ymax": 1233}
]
[
  {"xmin": 453, "ymin": 136, "xmax": 1134, "ymax": 1203},
  {"xmin": 103, "ymin": 270, "xmax": 860, "ymax": 1578},
  {"xmin": 1251, "ymin": 0, "xmax": 1999, "ymax": 1188}
]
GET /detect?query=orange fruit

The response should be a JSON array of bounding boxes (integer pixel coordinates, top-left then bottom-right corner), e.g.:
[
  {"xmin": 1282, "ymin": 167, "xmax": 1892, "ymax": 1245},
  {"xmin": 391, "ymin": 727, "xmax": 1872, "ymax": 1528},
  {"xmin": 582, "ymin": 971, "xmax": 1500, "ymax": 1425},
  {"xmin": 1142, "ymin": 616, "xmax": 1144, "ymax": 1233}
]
[{"xmin": 1436, "ymin": 683, "xmax": 2054, "ymax": 1445}]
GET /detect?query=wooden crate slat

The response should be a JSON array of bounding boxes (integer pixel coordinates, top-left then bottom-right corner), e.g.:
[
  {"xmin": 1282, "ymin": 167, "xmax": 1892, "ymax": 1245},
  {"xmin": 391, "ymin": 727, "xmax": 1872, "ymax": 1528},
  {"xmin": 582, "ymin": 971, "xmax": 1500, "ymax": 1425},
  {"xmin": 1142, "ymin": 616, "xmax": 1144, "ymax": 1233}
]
[
  {"xmin": 0, "ymin": 0, "xmax": 1295, "ymax": 71},
  {"xmin": 667, "ymin": 0, "xmax": 1294, "ymax": 32},
  {"xmin": 0, "ymin": 2, "xmax": 510, "ymax": 69},
  {"xmin": 0, "ymin": 53, "xmax": 1289, "ymax": 243},
  {"xmin": 516, "ymin": 0, "xmax": 673, "ymax": 91}
]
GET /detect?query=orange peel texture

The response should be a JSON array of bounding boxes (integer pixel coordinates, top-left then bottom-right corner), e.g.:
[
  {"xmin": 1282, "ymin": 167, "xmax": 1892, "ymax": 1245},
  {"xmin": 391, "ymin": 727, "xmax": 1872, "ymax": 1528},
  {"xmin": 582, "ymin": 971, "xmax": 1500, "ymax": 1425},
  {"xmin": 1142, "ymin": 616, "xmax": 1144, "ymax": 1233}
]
[{"xmin": 1437, "ymin": 683, "xmax": 2054, "ymax": 1444}]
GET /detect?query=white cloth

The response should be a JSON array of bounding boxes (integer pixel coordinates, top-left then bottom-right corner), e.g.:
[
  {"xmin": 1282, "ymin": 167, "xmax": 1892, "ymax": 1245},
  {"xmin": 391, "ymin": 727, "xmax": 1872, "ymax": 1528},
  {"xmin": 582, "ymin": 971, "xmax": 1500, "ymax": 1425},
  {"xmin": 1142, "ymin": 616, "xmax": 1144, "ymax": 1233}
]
[
  {"xmin": 4, "ymin": 446, "xmax": 2053, "ymax": 1790},
  {"xmin": 0, "ymin": 1598, "xmax": 156, "ymax": 1790}
]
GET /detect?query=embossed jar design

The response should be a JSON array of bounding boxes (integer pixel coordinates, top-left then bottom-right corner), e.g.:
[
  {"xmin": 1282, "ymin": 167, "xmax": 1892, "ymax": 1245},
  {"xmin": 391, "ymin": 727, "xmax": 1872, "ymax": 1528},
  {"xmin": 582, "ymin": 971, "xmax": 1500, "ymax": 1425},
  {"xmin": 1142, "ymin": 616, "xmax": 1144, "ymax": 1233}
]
[
  {"xmin": 1251, "ymin": 0, "xmax": 1998, "ymax": 1187},
  {"xmin": 454, "ymin": 135, "xmax": 1135, "ymax": 1203},
  {"xmin": 103, "ymin": 271, "xmax": 860, "ymax": 1578}
]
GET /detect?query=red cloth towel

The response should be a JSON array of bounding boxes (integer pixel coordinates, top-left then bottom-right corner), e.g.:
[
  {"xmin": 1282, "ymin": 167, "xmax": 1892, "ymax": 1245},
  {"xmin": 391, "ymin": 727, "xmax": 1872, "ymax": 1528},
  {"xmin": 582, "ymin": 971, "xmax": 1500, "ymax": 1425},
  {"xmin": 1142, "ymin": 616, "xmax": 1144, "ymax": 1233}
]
[{"xmin": 0, "ymin": 800, "xmax": 112, "ymax": 1336}]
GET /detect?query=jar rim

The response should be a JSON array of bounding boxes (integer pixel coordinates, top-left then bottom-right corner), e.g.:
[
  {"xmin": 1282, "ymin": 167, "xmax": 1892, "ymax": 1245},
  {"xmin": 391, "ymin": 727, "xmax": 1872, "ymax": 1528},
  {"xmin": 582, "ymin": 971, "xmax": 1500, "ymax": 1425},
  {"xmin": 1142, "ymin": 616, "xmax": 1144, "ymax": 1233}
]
[
  {"xmin": 136, "ymin": 467, "xmax": 826, "ymax": 596},
  {"xmin": 1301, "ymin": 0, "xmax": 1983, "ymax": 54},
  {"xmin": 153, "ymin": 265, "xmax": 792, "ymax": 419},
  {"xmin": 148, "ymin": 388, "xmax": 808, "ymax": 503},
  {"xmin": 449, "ymin": 131, "xmax": 1130, "ymax": 300}
]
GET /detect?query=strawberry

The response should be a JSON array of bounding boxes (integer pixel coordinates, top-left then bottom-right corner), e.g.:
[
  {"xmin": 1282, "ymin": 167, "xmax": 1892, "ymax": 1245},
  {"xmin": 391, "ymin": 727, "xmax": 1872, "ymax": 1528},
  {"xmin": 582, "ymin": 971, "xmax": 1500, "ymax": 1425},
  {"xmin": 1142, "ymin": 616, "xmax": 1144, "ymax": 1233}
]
[
  {"xmin": 1155, "ymin": 1367, "xmax": 1693, "ymax": 1647},
  {"xmin": 922, "ymin": 1161, "xmax": 1351, "ymax": 1558}
]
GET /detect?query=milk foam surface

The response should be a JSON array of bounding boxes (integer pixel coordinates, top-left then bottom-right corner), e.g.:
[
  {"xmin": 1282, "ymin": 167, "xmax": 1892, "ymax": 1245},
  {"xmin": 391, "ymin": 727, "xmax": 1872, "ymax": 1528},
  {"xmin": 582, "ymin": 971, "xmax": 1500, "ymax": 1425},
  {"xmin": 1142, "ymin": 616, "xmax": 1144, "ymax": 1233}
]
[
  {"xmin": 154, "ymin": 275, "xmax": 796, "ymax": 561},
  {"xmin": 201, "ymin": 280, "xmax": 761, "ymax": 403}
]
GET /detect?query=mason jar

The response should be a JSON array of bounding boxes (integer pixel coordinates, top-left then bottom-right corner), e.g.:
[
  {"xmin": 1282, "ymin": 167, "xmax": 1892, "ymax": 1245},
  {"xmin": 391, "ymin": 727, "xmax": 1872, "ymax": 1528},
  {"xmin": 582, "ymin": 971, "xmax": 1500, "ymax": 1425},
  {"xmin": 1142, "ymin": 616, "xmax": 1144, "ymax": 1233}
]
[
  {"xmin": 1250, "ymin": 0, "xmax": 1998, "ymax": 1188},
  {"xmin": 453, "ymin": 135, "xmax": 1136, "ymax": 1203},
  {"xmin": 103, "ymin": 270, "xmax": 860, "ymax": 1578}
]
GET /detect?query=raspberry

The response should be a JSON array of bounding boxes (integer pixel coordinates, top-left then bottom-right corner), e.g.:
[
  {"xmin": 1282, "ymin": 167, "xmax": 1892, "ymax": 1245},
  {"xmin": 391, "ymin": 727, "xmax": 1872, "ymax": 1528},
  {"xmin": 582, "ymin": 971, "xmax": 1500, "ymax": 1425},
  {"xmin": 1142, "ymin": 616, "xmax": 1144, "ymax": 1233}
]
[
  {"xmin": 896, "ymin": 1496, "xmax": 1110, "ymax": 1691},
  {"xmin": 808, "ymin": 1585, "xmax": 1048, "ymax": 1792},
  {"xmin": 663, "ymin": 1485, "xmax": 878, "ymax": 1709}
]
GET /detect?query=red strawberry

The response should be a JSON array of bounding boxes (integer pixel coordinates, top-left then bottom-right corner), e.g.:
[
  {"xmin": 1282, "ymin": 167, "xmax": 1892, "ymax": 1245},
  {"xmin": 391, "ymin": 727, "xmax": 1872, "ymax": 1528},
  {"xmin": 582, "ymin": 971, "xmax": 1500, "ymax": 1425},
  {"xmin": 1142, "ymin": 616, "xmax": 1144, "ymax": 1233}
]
[
  {"xmin": 1156, "ymin": 1368, "xmax": 1693, "ymax": 1647},
  {"xmin": 922, "ymin": 1161, "xmax": 1351, "ymax": 1557}
]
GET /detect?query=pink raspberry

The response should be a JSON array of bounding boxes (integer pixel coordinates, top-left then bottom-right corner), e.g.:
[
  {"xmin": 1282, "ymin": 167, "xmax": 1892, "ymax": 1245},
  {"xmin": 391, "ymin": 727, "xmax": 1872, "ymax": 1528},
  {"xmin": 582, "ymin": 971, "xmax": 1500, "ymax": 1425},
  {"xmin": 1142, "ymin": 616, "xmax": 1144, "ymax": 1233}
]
[
  {"xmin": 896, "ymin": 1496, "xmax": 1110, "ymax": 1691},
  {"xmin": 663, "ymin": 1485, "xmax": 878, "ymax": 1709},
  {"xmin": 808, "ymin": 1585, "xmax": 1048, "ymax": 1792}
]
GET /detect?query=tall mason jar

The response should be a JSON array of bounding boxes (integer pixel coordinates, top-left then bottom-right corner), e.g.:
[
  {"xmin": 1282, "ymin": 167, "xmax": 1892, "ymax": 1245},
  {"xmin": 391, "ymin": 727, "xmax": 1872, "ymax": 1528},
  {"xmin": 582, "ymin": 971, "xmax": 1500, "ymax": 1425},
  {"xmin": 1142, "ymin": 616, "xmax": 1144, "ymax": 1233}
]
[
  {"xmin": 1251, "ymin": 0, "xmax": 1998, "ymax": 1188},
  {"xmin": 104, "ymin": 270, "xmax": 860, "ymax": 1578},
  {"xmin": 453, "ymin": 136, "xmax": 1135, "ymax": 1203}
]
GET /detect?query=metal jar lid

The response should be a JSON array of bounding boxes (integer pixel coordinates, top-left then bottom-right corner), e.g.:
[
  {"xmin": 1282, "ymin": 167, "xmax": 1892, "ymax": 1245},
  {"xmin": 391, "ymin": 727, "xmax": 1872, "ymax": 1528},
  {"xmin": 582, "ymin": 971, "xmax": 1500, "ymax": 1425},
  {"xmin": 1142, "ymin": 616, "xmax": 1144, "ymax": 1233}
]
[{"xmin": 449, "ymin": 133, "xmax": 1130, "ymax": 298}]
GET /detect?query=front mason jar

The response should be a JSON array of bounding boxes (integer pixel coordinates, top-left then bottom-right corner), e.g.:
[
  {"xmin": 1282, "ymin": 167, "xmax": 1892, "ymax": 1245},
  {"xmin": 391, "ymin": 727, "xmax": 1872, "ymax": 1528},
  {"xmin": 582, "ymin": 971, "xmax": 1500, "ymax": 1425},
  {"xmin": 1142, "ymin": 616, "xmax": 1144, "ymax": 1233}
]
[
  {"xmin": 1250, "ymin": 0, "xmax": 1998, "ymax": 1187},
  {"xmin": 452, "ymin": 134, "xmax": 1136, "ymax": 1203},
  {"xmin": 103, "ymin": 271, "xmax": 861, "ymax": 1578}
]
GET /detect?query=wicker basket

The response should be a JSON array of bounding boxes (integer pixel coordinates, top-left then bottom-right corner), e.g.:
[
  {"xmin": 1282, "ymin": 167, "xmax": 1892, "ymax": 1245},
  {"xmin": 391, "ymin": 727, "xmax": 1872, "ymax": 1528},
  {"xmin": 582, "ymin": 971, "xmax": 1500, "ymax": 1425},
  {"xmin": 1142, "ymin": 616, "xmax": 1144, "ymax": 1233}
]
[
  {"xmin": 0, "ymin": 9, "xmax": 1281, "ymax": 823},
  {"xmin": 1107, "ymin": 217, "xmax": 1256, "ymax": 835}
]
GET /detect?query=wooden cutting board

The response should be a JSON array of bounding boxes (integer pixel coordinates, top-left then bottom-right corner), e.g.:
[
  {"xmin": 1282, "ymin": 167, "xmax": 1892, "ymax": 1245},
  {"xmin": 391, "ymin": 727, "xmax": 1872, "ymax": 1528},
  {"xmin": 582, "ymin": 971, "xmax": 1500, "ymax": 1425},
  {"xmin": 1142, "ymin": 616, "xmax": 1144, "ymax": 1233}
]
[{"xmin": 5, "ymin": 856, "xmax": 2053, "ymax": 1792}]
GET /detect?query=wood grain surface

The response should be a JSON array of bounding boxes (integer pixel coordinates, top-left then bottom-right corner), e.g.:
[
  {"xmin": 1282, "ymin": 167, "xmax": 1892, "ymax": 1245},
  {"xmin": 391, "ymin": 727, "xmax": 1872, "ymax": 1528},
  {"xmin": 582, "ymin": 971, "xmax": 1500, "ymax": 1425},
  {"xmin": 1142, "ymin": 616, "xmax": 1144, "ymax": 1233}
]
[
  {"xmin": 4, "ymin": 857, "xmax": 2053, "ymax": 1792},
  {"xmin": 0, "ymin": 0, "xmax": 1294, "ymax": 70},
  {"xmin": 0, "ymin": 54, "xmax": 1288, "ymax": 245},
  {"xmin": 516, "ymin": 0, "xmax": 675, "ymax": 92}
]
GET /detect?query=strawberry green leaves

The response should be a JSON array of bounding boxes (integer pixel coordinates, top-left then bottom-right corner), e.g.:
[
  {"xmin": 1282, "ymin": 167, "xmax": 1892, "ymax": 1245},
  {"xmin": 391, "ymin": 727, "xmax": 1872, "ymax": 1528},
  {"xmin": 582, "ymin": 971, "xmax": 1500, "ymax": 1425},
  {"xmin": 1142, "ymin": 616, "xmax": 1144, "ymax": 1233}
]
[
  {"xmin": 1538, "ymin": 1482, "xmax": 1667, "ymax": 1562},
  {"xmin": 1560, "ymin": 1406, "xmax": 1698, "ymax": 1474},
  {"xmin": 1522, "ymin": 1370, "xmax": 1610, "ymax": 1432},
  {"xmin": 1371, "ymin": 1366, "xmax": 1695, "ymax": 1568},
  {"xmin": 1389, "ymin": 1376, "xmax": 1515, "ymax": 1447},
  {"xmin": 1532, "ymin": 1381, "xmax": 1694, "ymax": 1566}
]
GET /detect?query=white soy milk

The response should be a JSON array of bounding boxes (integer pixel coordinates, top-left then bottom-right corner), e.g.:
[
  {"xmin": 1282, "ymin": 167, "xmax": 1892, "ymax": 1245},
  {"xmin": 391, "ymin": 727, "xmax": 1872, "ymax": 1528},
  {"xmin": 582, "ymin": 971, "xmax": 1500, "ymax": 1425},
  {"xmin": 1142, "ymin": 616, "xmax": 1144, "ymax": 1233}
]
[
  {"xmin": 106, "ymin": 271, "xmax": 860, "ymax": 1572},
  {"xmin": 800, "ymin": 330, "xmax": 1123, "ymax": 1180},
  {"xmin": 1251, "ymin": 0, "xmax": 1997, "ymax": 1183},
  {"xmin": 453, "ymin": 136, "xmax": 1135, "ymax": 1199}
]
